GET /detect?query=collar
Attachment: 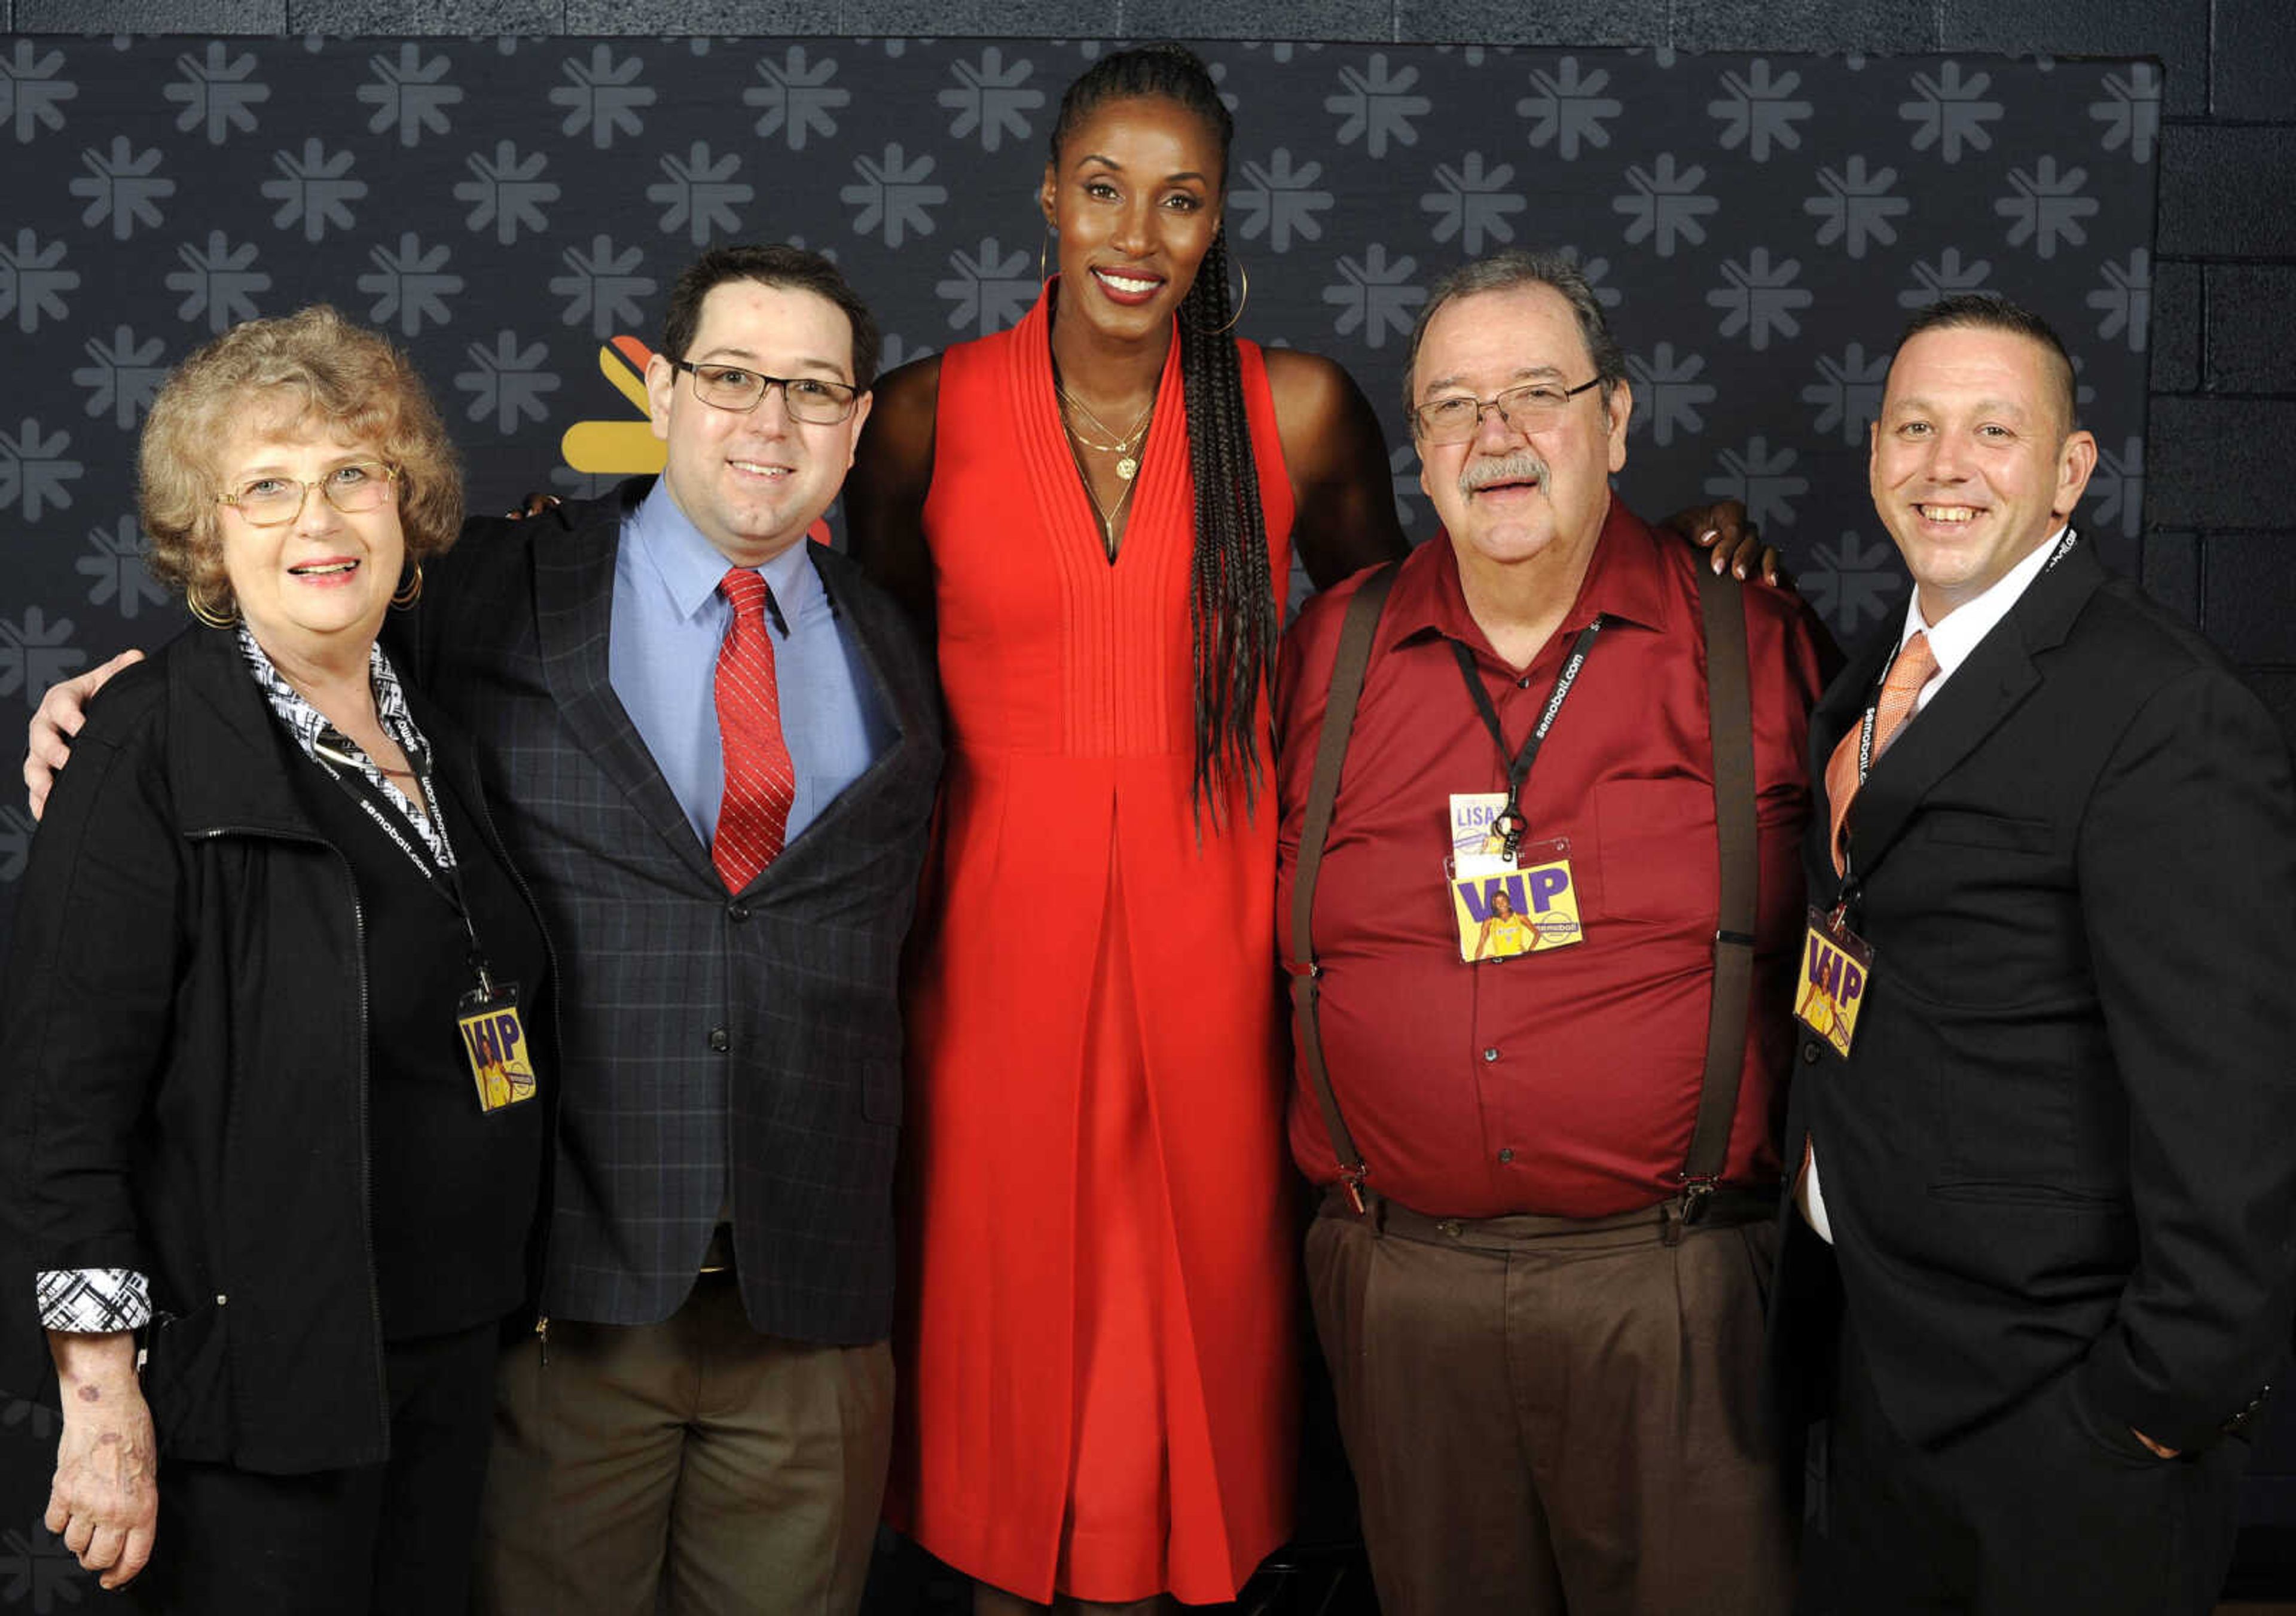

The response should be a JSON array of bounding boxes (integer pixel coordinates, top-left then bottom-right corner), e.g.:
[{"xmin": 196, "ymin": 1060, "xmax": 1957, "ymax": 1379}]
[
  {"xmin": 1897, "ymin": 522, "xmax": 2071, "ymax": 685},
  {"xmin": 1381, "ymin": 496, "xmax": 1674, "ymax": 660},
  {"xmin": 627, "ymin": 477, "xmax": 825, "ymax": 630}
]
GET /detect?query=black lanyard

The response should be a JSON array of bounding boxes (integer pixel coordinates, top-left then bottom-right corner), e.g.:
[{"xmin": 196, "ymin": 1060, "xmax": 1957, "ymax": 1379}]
[
  {"xmin": 1448, "ymin": 617, "xmax": 1605, "ymax": 860},
  {"xmin": 308, "ymin": 734, "xmax": 503, "ymax": 999}
]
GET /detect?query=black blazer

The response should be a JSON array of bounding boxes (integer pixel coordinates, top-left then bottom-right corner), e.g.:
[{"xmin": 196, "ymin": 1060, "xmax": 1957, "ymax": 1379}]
[
  {"xmin": 0, "ymin": 625, "xmax": 542, "ymax": 1472},
  {"xmin": 1779, "ymin": 536, "xmax": 2296, "ymax": 1457},
  {"xmin": 401, "ymin": 478, "xmax": 943, "ymax": 1344}
]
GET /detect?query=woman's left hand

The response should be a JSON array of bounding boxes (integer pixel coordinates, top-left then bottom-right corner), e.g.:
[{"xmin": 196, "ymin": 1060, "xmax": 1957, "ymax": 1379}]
[{"xmin": 1662, "ymin": 499, "xmax": 1787, "ymax": 587}]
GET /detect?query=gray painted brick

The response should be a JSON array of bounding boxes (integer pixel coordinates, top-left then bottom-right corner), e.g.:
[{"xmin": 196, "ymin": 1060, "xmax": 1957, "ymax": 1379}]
[
  {"xmin": 1672, "ymin": 0, "xmax": 1937, "ymax": 54},
  {"xmin": 841, "ymin": 0, "xmax": 1118, "ymax": 33},
  {"xmin": 17, "ymin": 0, "xmax": 284, "ymax": 26},
  {"xmin": 2206, "ymin": 266, "xmax": 2296, "ymax": 395},
  {"xmin": 1940, "ymin": 0, "xmax": 2203, "ymax": 116},
  {"xmin": 2158, "ymin": 127, "xmax": 2296, "ymax": 259},
  {"xmin": 2202, "ymin": 532, "xmax": 2296, "ymax": 664},
  {"xmin": 563, "ymin": 0, "xmax": 829, "ymax": 27},
  {"xmin": 1394, "ymin": 0, "xmax": 1668, "ymax": 47},
  {"xmin": 2147, "ymin": 398, "xmax": 2296, "ymax": 529},
  {"xmin": 2213, "ymin": 0, "xmax": 2296, "ymax": 120},
  {"xmin": 289, "ymin": 0, "xmax": 560, "ymax": 30},
  {"xmin": 2141, "ymin": 528, "xmax": 2200, "ymax": 624},
  {"xmin": 2148, "ymin": 257, "xmax": 2199, "ymax": 395},
  {"xmin": 1123, "ymin": 0, "xmax": 1392, "ymax": 40}
]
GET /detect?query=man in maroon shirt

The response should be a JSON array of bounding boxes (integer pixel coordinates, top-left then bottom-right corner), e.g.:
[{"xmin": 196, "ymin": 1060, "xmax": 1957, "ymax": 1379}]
[{"xmin": 1275, "ymin": 249, "xmax": 1831, "ymax": 1616}]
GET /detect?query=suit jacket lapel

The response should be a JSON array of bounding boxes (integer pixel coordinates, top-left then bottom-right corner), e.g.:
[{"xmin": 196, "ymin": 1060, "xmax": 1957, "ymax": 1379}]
[
  {"xmin": 1840, "ymin": 537, "xmax": 2103, "ymax": 876},
  {"xmin": 532, "ymin": 488, "xmax": 722, "ymax": 889},
  {"xmin": 770, "ymin": 546, "xmax": 932, "ymax": 874}
]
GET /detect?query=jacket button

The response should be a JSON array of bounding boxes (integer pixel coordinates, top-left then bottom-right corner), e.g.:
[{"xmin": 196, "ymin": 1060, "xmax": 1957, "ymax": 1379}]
[
  {"xmin": 727, "ymin": 902, "xmax": 751, "ymax": 922},
  {"xmin": 708, "ymin": 1027, "xmax": 730, "ymax": 1051},
  {"xmin": 1482, "ymin": 1047, "xmax": 1500, "ymax": 1063},
  {"xmin": 1497, "ymin": 1148, "xmax": 1515, "ymax": 1164},
  {"xmin": 1802, "ymin": 1042, "xmax": 1822, "ymax": 1065}
]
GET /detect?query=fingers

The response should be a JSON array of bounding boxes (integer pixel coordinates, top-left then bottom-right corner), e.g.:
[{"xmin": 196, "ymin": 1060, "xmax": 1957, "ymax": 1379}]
[{"xmin": 106, "ymin": 1519, "xmax": 156, "ymax": 1590}]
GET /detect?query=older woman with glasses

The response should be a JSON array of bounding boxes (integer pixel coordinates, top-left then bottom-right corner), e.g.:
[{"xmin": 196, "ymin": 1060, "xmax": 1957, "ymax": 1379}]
[{"xmin": 0, "ymin": 305, "xmax": 549, "ymax": 1614}]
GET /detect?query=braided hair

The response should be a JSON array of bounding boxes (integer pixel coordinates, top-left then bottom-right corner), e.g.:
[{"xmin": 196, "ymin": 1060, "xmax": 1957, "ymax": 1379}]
[{"xmin": 1051, "ymin": 43, "xmax": 1278, "ymax": 819}]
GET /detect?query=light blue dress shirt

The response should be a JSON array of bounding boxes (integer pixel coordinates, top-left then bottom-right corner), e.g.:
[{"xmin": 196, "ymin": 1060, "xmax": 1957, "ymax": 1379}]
[{"xmin": 609, "ymin": 480, "xmax": 893, "ymax": 851}]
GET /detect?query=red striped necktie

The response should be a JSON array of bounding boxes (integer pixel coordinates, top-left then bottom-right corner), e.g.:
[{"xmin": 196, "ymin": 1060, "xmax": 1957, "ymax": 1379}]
[{"xmin": 711, "ymin": 567, "xmax": 795, "ymax": 892}]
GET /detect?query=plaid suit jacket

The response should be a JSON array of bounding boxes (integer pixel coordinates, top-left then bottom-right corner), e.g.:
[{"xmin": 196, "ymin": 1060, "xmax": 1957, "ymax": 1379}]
[{"xmin": 401, "ymin": 478, "xmax": 942, "ymax": 1344}]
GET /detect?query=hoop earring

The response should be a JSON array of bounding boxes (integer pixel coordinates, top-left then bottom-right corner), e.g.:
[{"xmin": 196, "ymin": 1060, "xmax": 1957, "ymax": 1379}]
[
  {"xmin": 390, "ymin": 560, "xmax": 425, "ymax": 610},
  {"xmin": 1206, "ymin": 259, "xmax": 1250, "ymax": 336},
  {"xmin": 187, "ymin": 583, "xmax": 237, "ymax": 629}
]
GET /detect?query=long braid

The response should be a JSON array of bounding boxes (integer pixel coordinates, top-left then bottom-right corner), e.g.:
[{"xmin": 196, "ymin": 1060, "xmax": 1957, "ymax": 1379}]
[
  {"xmin": 1178, "ymin": 226, "xmax": 1276, "ymax": 816},
  {"xmin": 1051, "ymin": 44, "xmax": 1275, "ymax": 821}
]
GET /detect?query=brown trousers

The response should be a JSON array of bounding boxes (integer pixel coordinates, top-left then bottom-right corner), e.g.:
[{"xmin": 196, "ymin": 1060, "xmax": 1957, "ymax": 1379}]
[
  {"xmin": 474, "ymin": 1272, "xmax": 893, "ymax": 1616},
  {"xmin": 1304, "ymin": 1191, "xmax": 1794, "ymax": 1616}
]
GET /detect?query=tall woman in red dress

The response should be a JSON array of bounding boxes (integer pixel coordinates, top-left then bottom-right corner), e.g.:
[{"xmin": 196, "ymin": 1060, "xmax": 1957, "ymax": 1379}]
[{"xmin": 848, "ymin": 44, "xmax": 1406, "ymax": 1615}]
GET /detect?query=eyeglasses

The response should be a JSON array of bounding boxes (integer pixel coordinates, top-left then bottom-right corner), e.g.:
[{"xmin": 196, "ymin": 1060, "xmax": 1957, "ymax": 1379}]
[
  {"xmin": 1411, "ymin": 377, "xmax": 1603, "ymax": 444},
  {"xmin": 217, "ymin": 462, "xmax": 398, "ymax": 527},
  {"xmin": 668, "ymin": 359, "xmax": 862, "ymax": 423}
]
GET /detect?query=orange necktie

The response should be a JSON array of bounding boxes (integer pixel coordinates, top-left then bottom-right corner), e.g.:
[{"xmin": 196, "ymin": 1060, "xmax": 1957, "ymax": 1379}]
[
  {"xmin": 1825, "ymin": 630, "xmax": 1937, "ymax": 875},
  {"xmin": 711, "ymin": 568, "xmax": 796, "ymax": 893}
]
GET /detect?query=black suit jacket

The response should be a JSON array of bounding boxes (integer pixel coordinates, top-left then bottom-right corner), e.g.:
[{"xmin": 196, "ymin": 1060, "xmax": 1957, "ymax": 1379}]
[
  {"xmin": 1779, "ymin": 535, "xmax": 2296, "ymax": 1456},
  {"xmin": 398, "ymin": 478, "xmax": 942, "ymax": 1344}
]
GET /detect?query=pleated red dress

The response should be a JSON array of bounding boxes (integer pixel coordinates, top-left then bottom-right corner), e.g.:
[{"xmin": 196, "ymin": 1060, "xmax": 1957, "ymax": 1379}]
[{"xmin": 887, "ymin": 286, "xmax": 1299, "ymax": 1605}]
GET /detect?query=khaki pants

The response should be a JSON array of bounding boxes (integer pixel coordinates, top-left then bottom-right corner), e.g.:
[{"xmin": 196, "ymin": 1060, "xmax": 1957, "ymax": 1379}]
[
  {"xmin": 475, "ymin": 1272, "xmax": 893, "ymax": 1616},
  {"xmin": 1304, "ymin": 1191, "xmax": 1794, "ymax": 1616}
]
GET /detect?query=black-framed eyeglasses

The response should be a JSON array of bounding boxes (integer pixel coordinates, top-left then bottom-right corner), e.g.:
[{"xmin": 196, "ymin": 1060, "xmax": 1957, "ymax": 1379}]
[
  {"xmin": 1411, "ymin": 377, "xmax": 1603, "ymax": 444},
  {"xmin": 216, "ymin": 461, "xmax": 398, "ymax": 527},
  {"xmin": 668, "ymin": 359, "xmax": 862, "ymax": 423}
]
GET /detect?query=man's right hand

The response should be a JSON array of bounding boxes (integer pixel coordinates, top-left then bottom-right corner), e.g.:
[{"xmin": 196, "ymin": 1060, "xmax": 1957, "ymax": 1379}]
[{"xmin": 26, "ymin": 649, "xmax": 142, "ymax": 820}]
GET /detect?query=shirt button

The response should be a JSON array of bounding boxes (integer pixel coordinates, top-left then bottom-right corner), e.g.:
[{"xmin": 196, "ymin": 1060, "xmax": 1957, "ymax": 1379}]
[
  {"xmin": 1497, "ymin": 1147, "xmax": 1515, "ymax": 1164},
  {"xmin": 1516, "ymin": 676, "xmax": 1532, "ymax": 690},
  {"xmin": 727, "ymin": 902, "xmax": 751, "ymax": 922},
  {"xmin": 1802, "ymin": 1042, "xmax": 1822, "ymax": 1065},
  {"xmin": 708, "ymin": 1026, "xmax": 731, "ymax": 1051},
  {"xmin": 1482, "ymin": 1047, "xmax": 1500, "ymax": 1063}
]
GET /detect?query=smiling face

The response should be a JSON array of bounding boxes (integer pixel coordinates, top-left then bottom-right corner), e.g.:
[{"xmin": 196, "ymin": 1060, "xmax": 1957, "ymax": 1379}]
[
  {"xmin": 645, "ymin": 279, "xmax": 872, "ymax": 567},
  {"xmin": 1039, "ymin": 93, "xmax": 1224, "ymax": 343},
  {"xmin": 1412, "ymin": 282, "xmax": 1630, "ymax": 587},
  {"xmin": 1870, "ymin": 324, "xmax": 2096, "ymax": 623},
  {"xmin": 215, "ymin": 418, "xmax": 404, "ymax": 673}
]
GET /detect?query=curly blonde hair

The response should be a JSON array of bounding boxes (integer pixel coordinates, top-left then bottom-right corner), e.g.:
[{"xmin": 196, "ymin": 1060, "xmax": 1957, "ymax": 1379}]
[{"xmin": 139, "ymin": 306, "xmax": 463, "ymax": 612}]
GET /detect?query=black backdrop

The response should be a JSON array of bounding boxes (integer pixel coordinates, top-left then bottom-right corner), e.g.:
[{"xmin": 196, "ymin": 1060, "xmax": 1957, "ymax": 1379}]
[{"xmin": 0, "ymin": 35, "xmax": 2157, "ymax": 1608}]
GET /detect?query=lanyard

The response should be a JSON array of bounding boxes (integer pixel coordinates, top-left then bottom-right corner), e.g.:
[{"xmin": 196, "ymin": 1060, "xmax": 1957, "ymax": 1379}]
[
  {"xmin": 307, "ymin": 735, "xmax": 503, "ymax": 998},
  {"xmin": 1448, "ymin": 617, "xmax": 1605, "ymax": 859}
]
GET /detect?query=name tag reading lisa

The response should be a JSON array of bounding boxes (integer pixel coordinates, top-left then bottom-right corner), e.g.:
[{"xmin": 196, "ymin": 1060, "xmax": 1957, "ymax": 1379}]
[
  {"xmin": 457, "ymin": 985, "xmax": 539, "ymax": 1113},
  {"xmin": 1796, "ymin": 907, "xmax": 1874, "ymax": 1057}
]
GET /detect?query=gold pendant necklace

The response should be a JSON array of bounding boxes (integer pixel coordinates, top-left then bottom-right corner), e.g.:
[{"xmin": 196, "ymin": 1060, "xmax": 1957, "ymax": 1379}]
[{"xmin": 1057, "ymin": 385, "xmax": 1153, "ymax": 482}]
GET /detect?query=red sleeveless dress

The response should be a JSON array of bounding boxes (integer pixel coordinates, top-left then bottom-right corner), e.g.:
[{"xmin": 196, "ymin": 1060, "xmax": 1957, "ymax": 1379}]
[{"xmin": 887, "ymin": 287, "xmax": 1299, "ymax": 1604}]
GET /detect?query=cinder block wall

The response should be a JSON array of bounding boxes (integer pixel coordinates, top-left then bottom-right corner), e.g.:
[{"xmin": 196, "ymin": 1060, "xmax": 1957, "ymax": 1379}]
[{"xmin": 9, "ymin": 0, "xmax": 2291, "ymax": 733}]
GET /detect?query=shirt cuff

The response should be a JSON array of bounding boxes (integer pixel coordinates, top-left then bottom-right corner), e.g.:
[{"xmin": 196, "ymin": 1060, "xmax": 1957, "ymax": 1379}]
[{"xmin": 36, "ymin": 1269, "xmax": 154, "ymax": 1334}]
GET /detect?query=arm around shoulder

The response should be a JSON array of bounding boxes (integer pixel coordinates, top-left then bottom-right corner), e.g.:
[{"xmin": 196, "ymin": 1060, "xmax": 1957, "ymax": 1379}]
[
  {"xmin": 846, "ymin": 356, "xmax": 943, "ymax": 638},
  {"xmin": 1263, "ymin": 347, "xmax": 1409, "ymax": 589}
]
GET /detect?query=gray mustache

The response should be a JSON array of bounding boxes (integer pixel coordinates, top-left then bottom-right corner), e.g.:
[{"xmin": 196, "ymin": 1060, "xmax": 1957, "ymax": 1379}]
[{"xmin": 1459, "ymin": 452, "xmax": 1549, "ymax": 498}]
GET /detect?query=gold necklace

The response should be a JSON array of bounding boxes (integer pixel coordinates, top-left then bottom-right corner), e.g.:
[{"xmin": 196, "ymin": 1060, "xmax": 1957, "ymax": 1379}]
[
  {"xmin": 1057, "ymin": 385, "xmax": 1153, "ymax": 481},
  {"xmin": 1077, "ymin": 461, "xmax": 1138, "ymax": 554}
]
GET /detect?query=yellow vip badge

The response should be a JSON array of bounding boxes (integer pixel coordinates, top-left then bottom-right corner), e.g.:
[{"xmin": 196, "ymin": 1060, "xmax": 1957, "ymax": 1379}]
[
  {"xmin": 1796, "ymin": 908, "xmax": 1875, "ymax": 1059},
  {"xmin": 1451, "ymin": 843, "xmax": 1583, "ymax": 962},
  {"xmin": 457, "ymin": 990, "xmax": 539, "ymax": 1114}
]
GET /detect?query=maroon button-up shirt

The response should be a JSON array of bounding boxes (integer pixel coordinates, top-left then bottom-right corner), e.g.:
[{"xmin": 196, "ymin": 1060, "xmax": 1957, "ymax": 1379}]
[{"xmin": 1275, "ymin": 501, "xmax": 1831, "ymax": 1219}]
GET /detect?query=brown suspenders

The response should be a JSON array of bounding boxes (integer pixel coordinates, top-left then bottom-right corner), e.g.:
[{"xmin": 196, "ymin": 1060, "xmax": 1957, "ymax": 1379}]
[{"xmin": 1286, "ymin": 556, "xmax": 1761, "ymax": 1223}]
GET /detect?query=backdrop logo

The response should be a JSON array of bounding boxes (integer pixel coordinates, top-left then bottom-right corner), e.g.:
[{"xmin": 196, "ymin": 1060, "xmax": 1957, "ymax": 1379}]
[{"xmin": 562, "ymin": 333, "xmax": 664, "ymax": 477}]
